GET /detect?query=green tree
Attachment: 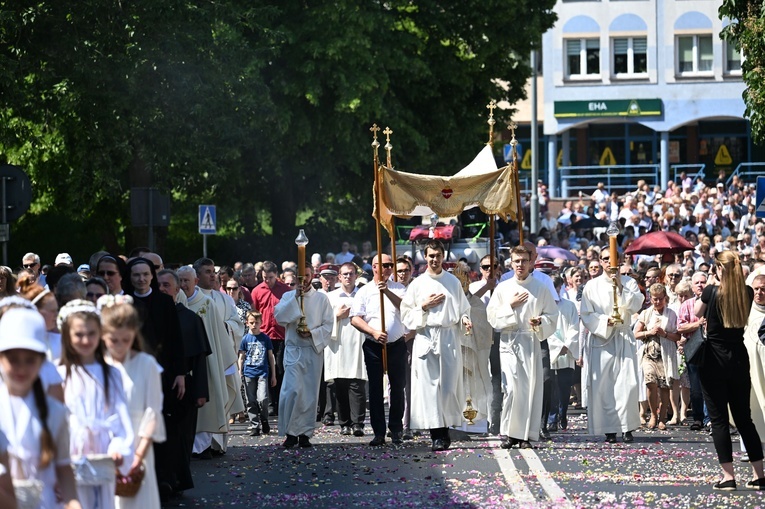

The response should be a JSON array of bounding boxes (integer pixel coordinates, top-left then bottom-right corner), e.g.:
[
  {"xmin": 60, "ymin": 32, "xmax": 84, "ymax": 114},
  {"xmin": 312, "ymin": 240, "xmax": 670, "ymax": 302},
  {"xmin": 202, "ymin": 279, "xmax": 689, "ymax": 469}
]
[
  {"xmin": 0, "ymin": 0, "xmax": 556, "ymax": 263},
  {"xmin": 720, "ymin": 0, "xmax": 765, "ymax": 142}
]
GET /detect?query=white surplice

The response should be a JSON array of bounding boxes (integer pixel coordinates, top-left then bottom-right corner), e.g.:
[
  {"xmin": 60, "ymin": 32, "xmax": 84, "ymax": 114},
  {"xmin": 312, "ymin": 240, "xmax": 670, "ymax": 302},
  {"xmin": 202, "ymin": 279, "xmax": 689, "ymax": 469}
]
[
  {"xmin": 58, "ymin": 363, "xmax": 134, "ymax": 509},
  {"xmin": 401, "ymin": 270, "xmax": 471, "ymax": 430},
  {"xmin": 744, "ymin": 302, "xmax": 765, "ymax": 439},
  {"xmin": 325, "ymin": 287, "xmax": 367, "ymax": 381},
  {"xmin": 0, "ymin": 385, "xmax": 70, "ymax": 509},
  {"xmin": 549, "ymin": 298, "xmax": 581, "ymax": 371},
  {"xmin": 460, "ymin": 293, "xmax": 494, "ymax": 422},
  {"xmin": 275, "ymin": 287, "xmax": 333, "ymax": 437},
  {"xmin": 107, "ymin": 352, "xmax": 167, "ymax": 509},
  {"xmin": 487, "ymin": 275, "xmax": 558, "ymax": 441},
  {"xmin": 580, "ymin": 274, "xmax": 644, "ymax": 435}
]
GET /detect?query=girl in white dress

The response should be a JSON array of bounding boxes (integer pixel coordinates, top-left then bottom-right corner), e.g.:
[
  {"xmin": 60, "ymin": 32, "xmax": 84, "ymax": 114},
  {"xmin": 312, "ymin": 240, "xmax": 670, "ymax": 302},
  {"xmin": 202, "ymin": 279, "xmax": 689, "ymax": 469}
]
[
  {"xmin": 57, "ymin": 300, "xmax": 134, "ymax": 509},
  {"xmin": 100, "ymin": 296, "xmax": 165, "ymax": 509},
  {"xmin": 0, "ymin": 307, "xmax": 81, "ymax": 508}
]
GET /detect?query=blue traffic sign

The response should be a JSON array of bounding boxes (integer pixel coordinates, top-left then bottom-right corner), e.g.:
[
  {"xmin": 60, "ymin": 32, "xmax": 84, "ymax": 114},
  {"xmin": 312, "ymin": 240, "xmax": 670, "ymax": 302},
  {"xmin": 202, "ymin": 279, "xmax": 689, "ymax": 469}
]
[
  {"xmin": 503, "ymin": 143, "xmax": 522, "ymax": 164},
  {"xmin": 757, "ymin": 177, "xmax": 765, "ymax": 218},
  {"xmin": 199, "ymin": 205, "xmax": 217, "ymax": 234}
]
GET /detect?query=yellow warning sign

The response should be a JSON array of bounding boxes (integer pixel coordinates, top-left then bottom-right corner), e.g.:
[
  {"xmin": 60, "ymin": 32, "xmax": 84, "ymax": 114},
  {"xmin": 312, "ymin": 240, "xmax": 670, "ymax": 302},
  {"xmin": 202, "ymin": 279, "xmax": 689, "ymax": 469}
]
[
  {"xmin": 715, "ymin": 145, "xmax": 733, "ymax": 166},
  {"xmin": 521, "ymin": 150, "xmax": 532, "ymax": 170},
  {"xmin": 599, "ymin": 147, "xmax": 616, "ymax": 166}
]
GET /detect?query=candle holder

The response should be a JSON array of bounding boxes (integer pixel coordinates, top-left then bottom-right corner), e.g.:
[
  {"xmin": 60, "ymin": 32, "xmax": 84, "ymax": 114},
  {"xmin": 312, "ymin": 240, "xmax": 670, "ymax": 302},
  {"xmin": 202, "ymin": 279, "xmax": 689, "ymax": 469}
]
[
  {"xmin": 606, "ymin": 222, "xmax": 623, "ymax": 324},
  {"xmin": 295, "ymin": 230, "xmax": 310, "ymax": 335}
]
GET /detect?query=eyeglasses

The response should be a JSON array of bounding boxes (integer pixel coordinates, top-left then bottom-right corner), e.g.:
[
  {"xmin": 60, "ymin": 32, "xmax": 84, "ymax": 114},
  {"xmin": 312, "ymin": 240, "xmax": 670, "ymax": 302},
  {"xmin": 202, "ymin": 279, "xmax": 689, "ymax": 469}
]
[
  {"xmin": 377, "ymin": 263, "xmax": 394, "ymax": 269},
  {"xmin": 287, "ymin": 282, "xmax": 297, "ymax": 287},
  {"xmin": 667, "ymin": 273, "xmax": 681, "ymax": 278},
  {"xmin": 480, "ymin": 264, "xmax": 499, "ymax": 270},
  {"xmin": 600, "ymin": 256, "xmax": 610, "ymax": 262},
  {"xmin": 396, "ymin": 269, "xmax": 411, "ymax": 273},
  {"xmin": 339, "ymin": 272, "xmax": 355, "ymax": 277},
  {"xmin": 226, "ymin": 286, "xmax": 240, "ymax": 291},
  {"xmin": 97, "ymin": 270, "xmax": 118, "ymax": 277},
  {"xmin": 23, "ymin": 263, "xmax": 38, "ymax": 269}
]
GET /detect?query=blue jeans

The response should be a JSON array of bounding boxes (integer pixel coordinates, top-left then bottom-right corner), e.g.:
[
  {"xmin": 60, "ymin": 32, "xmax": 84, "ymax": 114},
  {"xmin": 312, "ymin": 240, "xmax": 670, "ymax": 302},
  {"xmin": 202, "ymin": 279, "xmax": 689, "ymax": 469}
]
[
  {"xmin": 245, "ymin": 375, "xmax": 269, "ymax": 429},
  {"xmin": 685, "ymin": 362, "xmax": 708, "ymax": 424}
]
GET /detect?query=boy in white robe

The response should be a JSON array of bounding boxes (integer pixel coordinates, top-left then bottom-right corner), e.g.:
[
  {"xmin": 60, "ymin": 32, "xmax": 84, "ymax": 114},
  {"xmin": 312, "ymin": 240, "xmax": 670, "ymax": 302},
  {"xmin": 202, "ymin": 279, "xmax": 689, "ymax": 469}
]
[
  {"xmin": 274, "ymin": 265, "xmax": 333, "ymax": 448},
  {"xmin": 580, "ymin": 251, "xmax": 644, "ymax": 443},
  {"xmin": 487, "ymin": 246, "xmax": 558, "ymax": 448},
  {"xmin": 401, "ymin": 240, "xmax": 472, "ymax": 452}
]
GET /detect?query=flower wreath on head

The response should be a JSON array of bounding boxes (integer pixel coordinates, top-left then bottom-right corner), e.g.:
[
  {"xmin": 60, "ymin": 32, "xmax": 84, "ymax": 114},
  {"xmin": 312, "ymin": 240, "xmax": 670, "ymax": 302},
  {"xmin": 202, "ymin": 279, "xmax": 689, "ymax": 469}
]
[
  {"xmin": 57, "ymin": 299, "xmax": 101, "ymax": 331},
  {"xmin": 96, "ymin": 294, "xmax": 134, "ymax": 311},
  {"xmin": 0, "ymin": 295, "xmax": 37, "ymax": 312}
]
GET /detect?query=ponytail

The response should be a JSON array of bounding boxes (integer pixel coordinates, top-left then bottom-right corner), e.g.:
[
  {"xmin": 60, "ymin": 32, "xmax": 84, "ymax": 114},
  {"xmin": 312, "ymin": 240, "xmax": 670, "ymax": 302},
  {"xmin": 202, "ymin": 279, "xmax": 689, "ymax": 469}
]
[{"xmin": 32, "ymin": 378, "xmax": 56, "ymax": 469}]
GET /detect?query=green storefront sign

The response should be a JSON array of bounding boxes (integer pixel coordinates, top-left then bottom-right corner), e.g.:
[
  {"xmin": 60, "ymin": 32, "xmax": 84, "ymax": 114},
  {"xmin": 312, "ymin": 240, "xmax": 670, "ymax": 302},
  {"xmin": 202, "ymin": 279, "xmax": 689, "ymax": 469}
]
[{"xmin": 554, "ymin": 99, "xmax": 662, "ymax": 118}]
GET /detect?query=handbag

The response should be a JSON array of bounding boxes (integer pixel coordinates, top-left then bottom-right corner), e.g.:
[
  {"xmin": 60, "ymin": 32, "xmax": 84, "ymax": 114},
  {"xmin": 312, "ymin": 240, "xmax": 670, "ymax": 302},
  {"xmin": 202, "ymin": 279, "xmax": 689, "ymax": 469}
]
[
  {"xmin": 115, "ymin": 463, "xmax": 145, "ymax": 497},
  {"xmin": 686, "ymin": 288, "xmax": 715, "ymax": 365}
]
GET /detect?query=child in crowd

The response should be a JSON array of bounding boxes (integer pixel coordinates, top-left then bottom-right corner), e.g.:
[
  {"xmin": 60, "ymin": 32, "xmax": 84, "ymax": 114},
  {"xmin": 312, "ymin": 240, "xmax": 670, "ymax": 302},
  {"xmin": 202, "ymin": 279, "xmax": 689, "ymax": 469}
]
[
  {"xmin": 57, "ymin": 299, "xmax": 134, "ymax": 509},
  {"xmin": 0, "ymin": 307, "xmax": 81, "ymax": 508},
  {"xmin": 101, "ymin": 295, "xmax": 166, "ymax": 509},
  {"xmin": 238, "ymin": 310, "xmax": 276, "ymax": 436}
]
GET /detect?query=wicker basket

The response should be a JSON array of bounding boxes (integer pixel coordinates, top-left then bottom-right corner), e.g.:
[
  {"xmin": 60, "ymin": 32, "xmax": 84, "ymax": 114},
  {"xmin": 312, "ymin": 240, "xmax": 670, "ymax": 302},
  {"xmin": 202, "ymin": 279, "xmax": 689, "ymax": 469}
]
[
  {"xmin": 115, "ymin": 464, "xmax": 145, "ymax": 498},
  {"xmin": 73, "ymin": 454, "xmax": 116, "ymax": 486},
  {"xmin": 12, "ymin": 479, "xmax": 43, "ymax": 509}
]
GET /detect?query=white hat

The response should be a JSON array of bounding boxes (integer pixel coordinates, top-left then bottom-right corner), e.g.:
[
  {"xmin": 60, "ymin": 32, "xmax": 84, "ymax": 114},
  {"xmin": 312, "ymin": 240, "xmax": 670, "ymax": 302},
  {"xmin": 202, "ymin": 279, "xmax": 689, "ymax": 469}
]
[
  {"xmin": 55, "ymin": 253, "xmax": 73, "ymax": 266},
  {"xmin": 0, "ymin": 308, "xmax": 47, "ymax": 354}
]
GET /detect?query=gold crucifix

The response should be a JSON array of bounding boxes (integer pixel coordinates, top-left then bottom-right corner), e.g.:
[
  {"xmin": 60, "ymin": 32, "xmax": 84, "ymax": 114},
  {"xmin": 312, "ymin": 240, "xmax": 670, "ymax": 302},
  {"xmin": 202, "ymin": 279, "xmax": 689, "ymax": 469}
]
[
  {"xmin": 383, "ymin": 126, "xmax": 393, "ymax": 168},
  {"xmin": 370, "ymin": 123, "xmax": 380, "ymax": 148},
  {"xmin": 486, "ymin": 100, "xmax": 497, "ymax": 145}
]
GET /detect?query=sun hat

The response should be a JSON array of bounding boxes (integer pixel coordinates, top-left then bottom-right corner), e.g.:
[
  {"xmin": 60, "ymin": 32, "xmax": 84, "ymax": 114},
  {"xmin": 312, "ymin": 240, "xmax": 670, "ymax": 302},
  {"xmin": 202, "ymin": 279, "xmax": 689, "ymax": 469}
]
[{"xmin": 0, "ymin": 307, "xmax": 47, "ymax": 353}]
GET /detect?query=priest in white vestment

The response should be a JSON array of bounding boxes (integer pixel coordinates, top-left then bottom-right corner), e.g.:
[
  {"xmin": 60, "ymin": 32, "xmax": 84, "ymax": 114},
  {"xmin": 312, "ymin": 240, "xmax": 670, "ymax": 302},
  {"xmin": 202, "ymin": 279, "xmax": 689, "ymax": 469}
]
[
  {"xmin": 487, "ymin": 246, "xmax": 558, "ymax": 448},
  {"xmin": 177, "ymin": 267, "xmax": 233, "ymax": 456},
  {"xmin": 401, "ymin": 240, "xmax": 472, "ymax": 452},
  {"xmin": 744, "ymin": 274, "xmax": 765, "ymax": 442},
  {"xmin": 325, "ymin": 263, "xmax": 368, "ymax": 435},
  {"xmin": 274, "ymin": 265, "xmax": 333, "ymax": 448},
  {"xmin": 580, "ymin": 252, "xmax": 644, "ymax": 443},
  {"xmin": 547, "ymin": 275, "xmax": 580, "ymax": 432}
]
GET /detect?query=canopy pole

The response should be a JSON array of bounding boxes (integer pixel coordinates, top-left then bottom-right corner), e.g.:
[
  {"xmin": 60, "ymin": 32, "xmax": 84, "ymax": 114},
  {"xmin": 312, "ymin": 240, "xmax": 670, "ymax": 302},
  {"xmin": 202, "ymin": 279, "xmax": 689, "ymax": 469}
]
[
  {"xmin": 509, "ymin": 122, "xmax": 524, "ymax": 245},
  {"xmin": 371, "ymin": 124, "xmax": 388, "ymax": 374}
]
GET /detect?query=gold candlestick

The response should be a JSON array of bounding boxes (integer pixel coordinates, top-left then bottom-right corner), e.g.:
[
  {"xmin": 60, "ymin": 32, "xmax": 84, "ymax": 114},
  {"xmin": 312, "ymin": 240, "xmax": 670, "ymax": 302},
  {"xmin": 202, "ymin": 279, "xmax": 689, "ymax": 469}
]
[
  {"xmin": 295, "ymin": 230, "xmax": 310, "ymax": 335},
  {"xmin": 607, "ymin": 222, "xmax": 623, "ymax": 324}
]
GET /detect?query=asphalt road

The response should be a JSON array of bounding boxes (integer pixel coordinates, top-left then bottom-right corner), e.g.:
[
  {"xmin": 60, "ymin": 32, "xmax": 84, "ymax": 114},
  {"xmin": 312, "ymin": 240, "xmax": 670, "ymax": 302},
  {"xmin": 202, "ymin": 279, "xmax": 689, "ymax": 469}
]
[{"xmin": 165, "ymin": 409, "xmax": 765, "ymax": 508}]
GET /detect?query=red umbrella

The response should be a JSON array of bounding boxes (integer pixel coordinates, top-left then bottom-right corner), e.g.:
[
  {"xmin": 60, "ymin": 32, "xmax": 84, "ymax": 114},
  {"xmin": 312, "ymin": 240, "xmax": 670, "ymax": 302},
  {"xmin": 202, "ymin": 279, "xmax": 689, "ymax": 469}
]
[{"xmin": 623, "ymin": 231, "xmax": 694, "ymax": 256}]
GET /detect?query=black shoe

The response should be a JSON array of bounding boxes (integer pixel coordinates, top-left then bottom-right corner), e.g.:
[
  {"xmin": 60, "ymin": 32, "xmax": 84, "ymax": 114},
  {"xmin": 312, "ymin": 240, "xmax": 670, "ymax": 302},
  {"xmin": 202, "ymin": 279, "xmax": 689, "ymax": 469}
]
[
  {"xmin": 431, "ymin": 438, "xmax": 446, "ymax": 451},
  {"xmin": 322, "ymin": 416, "xmax": 335, "ymax": 426},
  {"xmin": 746, "ymin": 477, "xmax": 765, "ymax": 490},
  {"xmin": 191, "ymin": 447, "xmax": 212, "ymax": 460},
  {"xmin": 690, "ymin": 420, "xmax": 702, "ymax": 431},
  {"xmin": 402, "ymin": 428, "xmax": 414, "ymax": 440},
  {"xmin": 352, "ymin": 424, "xmax": 365, "ymax": 437},
  {"xmin": 489, "ymin": 422, "xmax": 500, "ymax": 436},
  {"xmin": 298, "ymin": 434, "xmax": 312, "ymax": 448},
  {"xmin": 540, "ymin": 428, "xmax": 551, "ymax": 441},
  {"xmin": 605, "ymin": 433, "xmax": 617, "ymax": 443},
  {"xmin": 340, "ymin": 426, "xmax": 352, "ymax": 436},
  {"xmin": 623, "ymin": 431, "xmax": 634, "ymax": 443},
  {"xmin": 519, "ymin": 440, "xmax": 533, "ymax": 449},
  {"xmin": 560, "ymin": 417, "xmax": 568, "ymax": 430},
  {"xmin": 261, "ymin": 423, "xmax": 270, "ymax": 435},
  {"xmin": 386, "ymin": 430, "xmax": 392, "ymax": 438},
  {"xmin": 443, "ymin": 438, "xmax": 451, "ymax": 450},
  {"xmin": 158, "ymin": 481, "xmax": 173, "ymax": 503},
  {"xmin": 500, "ymin": 438, "xmax": 518, "ymax": 449},
  {"xmin": 282, "ymin": 435, "xmax": 298, "ymax": 449},
  {"xmin": 248, "ymin": 427, "xmax": 261, "ymax": 436},
  {"xmin": 369, "ymin": 435, "xmax": 385, "ymax": 447},
  {"xmin": 713, "ymin": 479, "xmax": 737, "ymax": 491},
  {"xmin": 391, "ymin": 431, "xmax": 404, "ymax": 445},
  {"xmin": 548, "ymin": 422, "xmax": 558, "ymax": 432},
  {"xmin": 268, "ymin": 407, "xmax": 278, "ymax": 417}
]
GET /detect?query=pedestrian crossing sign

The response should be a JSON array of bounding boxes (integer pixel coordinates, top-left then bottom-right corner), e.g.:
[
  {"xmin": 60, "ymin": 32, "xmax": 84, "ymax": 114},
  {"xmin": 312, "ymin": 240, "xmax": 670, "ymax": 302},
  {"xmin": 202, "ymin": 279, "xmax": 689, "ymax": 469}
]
[
  {"xmin": 199, "ymin": 205, "xmax": 217, "ymax": 234},
  {"xmin": 757, "ymin": 177, "xmax": 765, "ymax": 218}
]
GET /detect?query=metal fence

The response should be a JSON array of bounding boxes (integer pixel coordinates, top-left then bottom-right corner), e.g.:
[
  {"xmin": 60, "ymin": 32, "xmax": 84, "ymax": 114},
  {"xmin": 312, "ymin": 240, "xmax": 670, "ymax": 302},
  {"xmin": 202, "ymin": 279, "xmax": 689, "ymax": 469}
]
[
  {"xmin": 726, "ymin": 162, "xmax": 765, "ymax": 187},
  {"xmin": 558, "ymin": 164, "xmax": 660, "ymax": 198}
]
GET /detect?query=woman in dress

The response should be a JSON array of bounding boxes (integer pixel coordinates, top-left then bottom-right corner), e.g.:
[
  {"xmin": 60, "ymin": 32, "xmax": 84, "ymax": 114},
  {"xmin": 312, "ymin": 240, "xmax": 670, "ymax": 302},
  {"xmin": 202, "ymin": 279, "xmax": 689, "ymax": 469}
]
[
  {"xmin": 695, "ymin": 250, "xmax": 765, "ymax": 490},
  {"xmin": 0, "ymin": 307, "xmax": 81, "ymax": 508},
  {"xmin": 100, "ymin": 296, "xmax": 165, "ymax": 509},
  {"xmin": 57, "ymin": 300, "xmax": 134, "ymax": 508}
]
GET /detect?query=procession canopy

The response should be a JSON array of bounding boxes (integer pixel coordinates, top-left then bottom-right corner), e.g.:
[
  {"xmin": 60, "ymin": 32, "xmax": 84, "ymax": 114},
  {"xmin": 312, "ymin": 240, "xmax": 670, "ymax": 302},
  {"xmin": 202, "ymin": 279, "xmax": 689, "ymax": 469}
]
[{"xmin": 373, "ymin": 144, "xmax": 517, "ymax": 235}]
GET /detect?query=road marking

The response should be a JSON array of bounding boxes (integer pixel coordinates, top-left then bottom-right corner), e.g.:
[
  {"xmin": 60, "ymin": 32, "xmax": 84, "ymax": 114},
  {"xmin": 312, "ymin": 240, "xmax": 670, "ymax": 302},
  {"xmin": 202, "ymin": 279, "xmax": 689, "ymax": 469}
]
[
  {"xmin": 520, "ymin": 448, "xmax": 574, "ymax": 508},
  {"xmin": 491, "ymin": 448, "xmax": 536, "ymax": 504}
]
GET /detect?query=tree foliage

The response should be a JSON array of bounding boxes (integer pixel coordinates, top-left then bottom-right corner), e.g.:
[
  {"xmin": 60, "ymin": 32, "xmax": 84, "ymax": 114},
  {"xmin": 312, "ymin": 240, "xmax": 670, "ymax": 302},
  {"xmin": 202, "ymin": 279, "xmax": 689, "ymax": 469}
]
[
  {"xmin": 720, "ymin": 0, "xmax": 765, "ymax": 143},
  {"xmin": 0, "ymin": 0, "xmax": 556, "ymax": 263}
]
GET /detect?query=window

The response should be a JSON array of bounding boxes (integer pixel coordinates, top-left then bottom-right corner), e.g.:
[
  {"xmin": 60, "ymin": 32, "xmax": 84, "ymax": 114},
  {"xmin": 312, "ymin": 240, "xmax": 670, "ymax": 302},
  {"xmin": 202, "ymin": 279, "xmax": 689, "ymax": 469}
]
[
  {"xmin": 565, "ymin": 39, "xmax": 600, "ymax": 79},
  {"xmin": 612, "ymin": 37, "xmax": 647, "ymax": 77},
  {"xmin": 677, "ymin": 35, "xmax": 713, "ymax": 75},
  {"xmin": 725, "ymin": 42, "xmax": 742, "ymax": 74}
]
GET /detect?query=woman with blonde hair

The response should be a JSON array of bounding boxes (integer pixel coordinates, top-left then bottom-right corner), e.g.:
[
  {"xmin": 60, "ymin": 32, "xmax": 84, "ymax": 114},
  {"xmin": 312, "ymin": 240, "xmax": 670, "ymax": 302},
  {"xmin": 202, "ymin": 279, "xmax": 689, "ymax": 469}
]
[{"xmin": 695, "ymin": 250, "xmax": 765, "ymax": 490}]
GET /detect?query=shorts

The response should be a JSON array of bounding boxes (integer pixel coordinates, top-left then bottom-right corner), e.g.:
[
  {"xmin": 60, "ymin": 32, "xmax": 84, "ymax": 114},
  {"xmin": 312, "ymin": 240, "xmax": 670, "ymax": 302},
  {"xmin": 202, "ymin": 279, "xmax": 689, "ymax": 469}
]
[{"xmin": 642, "ymin": 357, "xmax": 669, "ymax": 388}]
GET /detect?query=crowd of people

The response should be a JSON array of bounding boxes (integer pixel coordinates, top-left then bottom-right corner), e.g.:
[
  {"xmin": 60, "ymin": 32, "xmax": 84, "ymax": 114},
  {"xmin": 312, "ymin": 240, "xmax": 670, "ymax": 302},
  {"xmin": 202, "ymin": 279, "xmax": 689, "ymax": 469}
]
[{"xmin": 2, "ymin": 171, "xmax": 765, "ymax": 507}]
